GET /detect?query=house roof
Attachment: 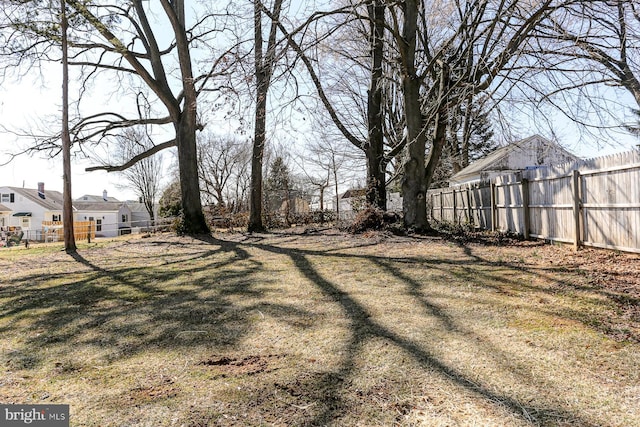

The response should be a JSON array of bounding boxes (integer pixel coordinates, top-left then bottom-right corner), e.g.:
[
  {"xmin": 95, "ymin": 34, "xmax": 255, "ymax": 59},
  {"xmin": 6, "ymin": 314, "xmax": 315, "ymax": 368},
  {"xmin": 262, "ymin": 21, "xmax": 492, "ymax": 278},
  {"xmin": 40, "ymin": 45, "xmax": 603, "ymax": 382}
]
[
  {"xmin": 449, "ymin": 135, "xmax": 578, "ymax": 183},
  {"xmin": 6, "ymin": 186, "xmax": 67, "ymax": 211},
  {"xmin": 0, "ymin": 203, "xmax": 10, "ymax": 212},
  {"xmin": 341, "ymin": 189, "xmax": 366, "ymax": 199},
  {"xmin": 73, "ymin": 201, "xmax": 127, "ymax": 212},
  {"xmin": 126, "ymin": 202, "xmax": 152, "ymax": 213},
  {"xmin": 76, "ymin": 194, "xmax": 120, "ymax": 202}
]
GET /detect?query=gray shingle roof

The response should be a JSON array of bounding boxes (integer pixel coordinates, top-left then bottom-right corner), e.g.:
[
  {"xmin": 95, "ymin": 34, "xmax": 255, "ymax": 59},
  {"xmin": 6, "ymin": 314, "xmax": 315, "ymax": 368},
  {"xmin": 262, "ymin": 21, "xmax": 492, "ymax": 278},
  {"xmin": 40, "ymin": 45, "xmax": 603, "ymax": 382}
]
[
  {"xmin": 7, "ymin": 187, "xmax": 67, "ymax": 211},
  {"xmin": 73, "ymin": 201, "xmax": 125, "ymax": 212}
]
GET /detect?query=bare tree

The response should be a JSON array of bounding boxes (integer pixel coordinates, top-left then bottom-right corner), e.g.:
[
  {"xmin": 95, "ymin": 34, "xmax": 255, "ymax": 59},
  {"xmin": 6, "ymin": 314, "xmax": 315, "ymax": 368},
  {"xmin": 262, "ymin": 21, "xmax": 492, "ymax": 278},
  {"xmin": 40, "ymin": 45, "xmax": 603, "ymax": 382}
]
[
  {"xmin": 114, "ymin": 128, "xmax": 163, "ymax": 224},
  {"xmin": 381, "ymin": 0, "xmax": 576, "ymax": 229},
  {"xmin": 248, "ymin": 0, "xmax": 285, "ymax": 232},
  {"xmin": 267, "ymin": 1, "xmax": 390, "ymax": 211},
  {"xmin": 198, "ymin": 133, "xmax": 251, "ymax": 211},
  {"xmin": 528, "ymin": 1, "xmax": 640, "ymax": 132},
  {"xmin": 1, "ymin": 0, "xmax": 243, "ymax": 234},
  {"xmin": 60, "ymin": 0, "xmax": 76, "ymax": 252}
]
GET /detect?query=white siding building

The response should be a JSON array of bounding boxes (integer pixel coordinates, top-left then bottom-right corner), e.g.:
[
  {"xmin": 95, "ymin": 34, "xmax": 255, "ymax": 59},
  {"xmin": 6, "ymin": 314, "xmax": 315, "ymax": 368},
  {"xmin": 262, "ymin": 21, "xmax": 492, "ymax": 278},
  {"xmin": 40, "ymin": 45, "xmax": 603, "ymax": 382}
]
[
  {"xmin": 449, "ymin": 135, "xmax": 580, "ymax": 185},
  {"xmin": 0, "ymin": 184, "xmax": 66, "ymax": 232}
]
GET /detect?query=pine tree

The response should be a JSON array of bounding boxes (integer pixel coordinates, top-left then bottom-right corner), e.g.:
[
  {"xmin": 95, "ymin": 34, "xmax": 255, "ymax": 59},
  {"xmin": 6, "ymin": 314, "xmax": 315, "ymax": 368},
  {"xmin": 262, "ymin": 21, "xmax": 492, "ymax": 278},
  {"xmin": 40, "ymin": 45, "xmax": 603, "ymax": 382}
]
[{"xmin": 265, "ymin": 157, "xmax": 292, "ymax": 216}]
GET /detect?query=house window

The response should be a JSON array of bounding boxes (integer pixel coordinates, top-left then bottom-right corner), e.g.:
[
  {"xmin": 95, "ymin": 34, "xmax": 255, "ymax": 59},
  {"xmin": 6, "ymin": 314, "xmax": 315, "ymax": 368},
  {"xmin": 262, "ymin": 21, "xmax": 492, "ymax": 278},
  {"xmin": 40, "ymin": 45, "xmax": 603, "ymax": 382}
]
[
  {"xmin": 21, "ymin": 217, "xmax": 30, "ymax": 229},
  {"xmin": 1, "ymin": 193, "xmax": 13, "ymax": 203},
  {"xmin": 121, "ymin": 214, "xmax": 128, "ymax": 223},
  {"xmin": 52, "ymin": 214, "xmax": 61, "ymax": 222},
  {"xmin": 96, "ymin": 219, "xmax": 102, "ymax": 232}
]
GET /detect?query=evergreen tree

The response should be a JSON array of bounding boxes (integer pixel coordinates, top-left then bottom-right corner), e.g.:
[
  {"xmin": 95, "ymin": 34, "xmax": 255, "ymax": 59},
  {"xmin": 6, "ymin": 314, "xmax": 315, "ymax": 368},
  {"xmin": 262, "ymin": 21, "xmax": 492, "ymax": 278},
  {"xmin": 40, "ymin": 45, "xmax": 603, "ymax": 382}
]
[
  {"xmin": 431, "ymin": 98, "xmax": 498, "ymax": 188},
  {"xmin": 265, "ymin": 157, "xmax": 292, "ymax": 214}
]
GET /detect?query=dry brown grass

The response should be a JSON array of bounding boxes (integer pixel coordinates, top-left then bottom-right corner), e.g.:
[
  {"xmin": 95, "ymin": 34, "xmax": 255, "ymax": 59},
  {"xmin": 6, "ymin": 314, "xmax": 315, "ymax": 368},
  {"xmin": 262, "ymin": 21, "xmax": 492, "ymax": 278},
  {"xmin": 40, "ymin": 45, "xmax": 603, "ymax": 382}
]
[{"xmin": 1, "ymin": 229, "xmax": 638, "ymax": 426}]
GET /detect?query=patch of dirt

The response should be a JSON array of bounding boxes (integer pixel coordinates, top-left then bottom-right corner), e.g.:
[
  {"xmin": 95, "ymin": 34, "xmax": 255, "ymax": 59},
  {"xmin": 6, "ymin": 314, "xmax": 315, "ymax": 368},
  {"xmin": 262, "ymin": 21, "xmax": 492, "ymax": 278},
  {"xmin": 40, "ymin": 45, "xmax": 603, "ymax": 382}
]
[
  {"xmin": 129, "ymin": 377, "xmax": 179, "ymax": 403},
  {"xmin": 197, "ymin": 354, "xmax": 285, "ymax": 377}
]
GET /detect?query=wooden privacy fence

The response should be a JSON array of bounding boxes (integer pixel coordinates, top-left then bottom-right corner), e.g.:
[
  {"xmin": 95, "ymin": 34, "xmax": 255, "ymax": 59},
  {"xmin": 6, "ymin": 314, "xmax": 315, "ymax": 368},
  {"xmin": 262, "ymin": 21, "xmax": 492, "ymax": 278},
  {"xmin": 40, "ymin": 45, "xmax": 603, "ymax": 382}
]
[
  {"xmin": 428, "ymin": 150, "xmax": 640, "ymax": 254},
  {"xmin": 41, "ymin": 221, "xmax": 96, "ymax": 242}
]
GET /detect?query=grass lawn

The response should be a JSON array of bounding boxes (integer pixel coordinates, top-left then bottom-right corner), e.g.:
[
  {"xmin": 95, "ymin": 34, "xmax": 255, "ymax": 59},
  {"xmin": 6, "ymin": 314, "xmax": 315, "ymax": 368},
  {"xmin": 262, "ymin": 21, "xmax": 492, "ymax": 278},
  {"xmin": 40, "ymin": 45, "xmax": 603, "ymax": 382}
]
[{"xmin": 1, "ymin": 230, "xmax": 638, "ymax": 426}]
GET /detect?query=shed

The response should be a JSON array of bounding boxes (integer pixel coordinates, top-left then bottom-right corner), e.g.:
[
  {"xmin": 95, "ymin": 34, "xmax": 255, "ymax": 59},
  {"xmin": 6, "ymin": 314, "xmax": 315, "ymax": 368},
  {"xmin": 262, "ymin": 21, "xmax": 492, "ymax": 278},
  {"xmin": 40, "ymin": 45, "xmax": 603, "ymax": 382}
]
[{"xmin": 449, "ymin": 135, "xmax": 580, "ymax": 185}]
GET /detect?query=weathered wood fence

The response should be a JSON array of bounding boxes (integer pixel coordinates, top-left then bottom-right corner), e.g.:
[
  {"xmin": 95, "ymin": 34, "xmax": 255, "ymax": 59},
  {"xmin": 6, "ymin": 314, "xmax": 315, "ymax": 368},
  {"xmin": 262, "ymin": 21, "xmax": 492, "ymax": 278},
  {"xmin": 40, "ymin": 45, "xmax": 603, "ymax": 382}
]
[
  {"xmin": 428, "ymin": 150, "xmax": 640, "ymax": 253},
  {"xmin": 41, "ymin": 221, "xmax": 96, "ymax": 242}
]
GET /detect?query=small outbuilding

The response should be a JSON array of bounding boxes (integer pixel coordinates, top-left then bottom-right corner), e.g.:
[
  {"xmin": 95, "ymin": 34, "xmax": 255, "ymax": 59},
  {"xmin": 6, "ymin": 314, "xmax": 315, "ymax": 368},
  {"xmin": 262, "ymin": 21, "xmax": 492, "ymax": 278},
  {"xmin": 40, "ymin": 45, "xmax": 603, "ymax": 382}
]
[{"xmin": 448, "ymin": 135, "xmax": 580, "ymax": 185}]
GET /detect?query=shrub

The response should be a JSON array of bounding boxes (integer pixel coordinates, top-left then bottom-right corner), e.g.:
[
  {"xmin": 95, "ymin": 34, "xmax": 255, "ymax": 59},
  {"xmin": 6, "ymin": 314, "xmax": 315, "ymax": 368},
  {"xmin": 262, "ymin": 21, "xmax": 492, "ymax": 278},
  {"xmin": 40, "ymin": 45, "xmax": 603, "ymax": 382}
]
[{"xmin": 347, "ymin": 206, "xmax": 385, "ymax": 233}]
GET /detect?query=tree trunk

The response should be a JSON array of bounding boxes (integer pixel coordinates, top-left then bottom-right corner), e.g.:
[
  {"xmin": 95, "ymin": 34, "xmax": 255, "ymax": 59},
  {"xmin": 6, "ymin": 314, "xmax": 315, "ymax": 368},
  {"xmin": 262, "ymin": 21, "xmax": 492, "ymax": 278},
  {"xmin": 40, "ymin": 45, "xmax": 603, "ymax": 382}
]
[
  {"xmin": 248, "ymin": 75, "xmax": 268, "ymax": 231},
  {"xmin": 172, "ymin": 0, "xmax": 209, "ymax": 235},
  {"xmin": 399, "ymin": 0, "xmax": 427, "ymax": 231},
  {"xmin": 401, "ymin": 77, "xmax": 427, "ymax": 230},
  {"xmin": 176, "ymin": 111, "xmax": 208, "ymax": 234},
  {"xmin": 248, "ymin": 66, "xmax": 269, "ymax": 231},
  {"xmin": 365, "ymin": 0, "xmax": 386, "ymax": 210},
  {"xmin": 248, "ymin": 0, "xmax": 283, "ymax": 232},
  {"xmin": 61, "ymin": 0, "xmax": 76, "ymax": 253},
  {"xmin": 424, "ymin": 63, "xmax": 450, "ymax": 223}
]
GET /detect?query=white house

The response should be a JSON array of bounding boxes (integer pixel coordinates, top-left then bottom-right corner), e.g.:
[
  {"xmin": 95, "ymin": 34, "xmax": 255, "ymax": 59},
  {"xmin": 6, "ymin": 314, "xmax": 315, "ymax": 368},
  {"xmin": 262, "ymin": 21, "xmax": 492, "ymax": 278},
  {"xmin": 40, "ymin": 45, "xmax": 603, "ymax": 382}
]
[
  {"xmin": 0, "ymin": 184, "xmax": 67, "ymax": 234},
  {"xmin": 338, "ymin": 188, "xmax": 366, "ymax": 218},
  {"xmin": 74, "ymin": 192, "xmax": 159, "ymax": 235},
  {"xmin": 0, "ymin": 184, "xmax": 148, "ymax": 240},
  {"xmin": 73, "ymin": 200, "xmax": 132, "ymax": 237},
  {"xmin": 0, "ymin": 203, "xmax": 12, "ymax": 228},
  {"xmin": 77, "ymin": 190, "xmax": 120, "ymax": 203},
  {"xmin": 449, "ymin": 135, "xmax": 580, "ymax": 185}
]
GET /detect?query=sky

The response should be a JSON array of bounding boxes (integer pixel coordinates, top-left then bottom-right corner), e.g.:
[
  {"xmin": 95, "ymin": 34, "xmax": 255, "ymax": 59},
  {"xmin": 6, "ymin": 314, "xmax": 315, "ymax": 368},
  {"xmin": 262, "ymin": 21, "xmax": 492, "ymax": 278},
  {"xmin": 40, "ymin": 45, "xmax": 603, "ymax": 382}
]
[
  {"xmin": 1, "ymin": 1, "xmax": 639, "ymax": 202},
  {"xmin": 0, "ymin": 67, "xmax": 158, "ymax": 202}
]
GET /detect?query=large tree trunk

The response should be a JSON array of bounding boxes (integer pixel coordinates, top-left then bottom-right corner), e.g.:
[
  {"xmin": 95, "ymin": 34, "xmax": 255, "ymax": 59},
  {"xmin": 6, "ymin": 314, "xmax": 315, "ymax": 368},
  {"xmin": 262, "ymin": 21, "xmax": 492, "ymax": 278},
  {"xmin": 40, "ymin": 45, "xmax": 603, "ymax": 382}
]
[
  {"xmin": 365, "ymin": 0, "xmax": 386, "ymax": 210},
  {"xmin": 401, "ymin": 77, "xmax": 427, "ymax": 230},
  {"xmin": 171, "ymin": 0, "xmax": 209, "ymax": 235},
  {"xmin": 399, "ymin": 0, "xmax": 427, "ymax": 231},
  {"xmin": 176, "ymin": 113, "xmax": 208, "ymax": 234}
]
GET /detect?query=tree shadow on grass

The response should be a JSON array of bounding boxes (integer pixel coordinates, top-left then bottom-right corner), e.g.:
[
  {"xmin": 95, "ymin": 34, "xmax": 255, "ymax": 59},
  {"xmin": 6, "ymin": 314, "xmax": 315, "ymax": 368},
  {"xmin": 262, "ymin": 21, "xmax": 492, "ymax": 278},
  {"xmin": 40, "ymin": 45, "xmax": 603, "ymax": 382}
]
[
  {"xmin": 0, "ymin": 235, "xmax": 314, "ymax": 373},
  {"xmin": 0, "ymin": 233, "xmax": 624, "ymax": 426},
  {"xmin": 450, "ymin": 240, "xmax": 640, "ymax": 343},
  {"xmin": 229, "ymin": 235, "xmax": 606, "ymax": 427}
]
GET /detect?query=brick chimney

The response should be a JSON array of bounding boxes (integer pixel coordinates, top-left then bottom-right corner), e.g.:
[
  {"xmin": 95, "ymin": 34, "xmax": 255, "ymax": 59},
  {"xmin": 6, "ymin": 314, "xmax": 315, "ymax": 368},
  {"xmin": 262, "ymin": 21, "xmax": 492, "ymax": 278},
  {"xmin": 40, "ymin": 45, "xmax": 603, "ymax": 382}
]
[
  {"xmin": 38, "ymin": 182, "xmax": 45, "ymax": 199},
  {"xmin": 103, "ymin": 189, "xmax": 108, "ymax": 201}
]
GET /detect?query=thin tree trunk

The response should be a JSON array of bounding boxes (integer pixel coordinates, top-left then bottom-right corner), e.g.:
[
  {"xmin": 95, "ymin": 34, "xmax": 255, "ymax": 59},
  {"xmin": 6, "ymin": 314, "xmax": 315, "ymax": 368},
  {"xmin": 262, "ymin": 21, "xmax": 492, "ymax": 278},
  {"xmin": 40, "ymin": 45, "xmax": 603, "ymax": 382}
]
[
  {"xmin": 424, "ymin": 62, "xmax": 450, "ymax": 195},
  {"xmin": 248, "ymin": 2, "xmax": 268, "ymax": 232},
  {"xmin": 61, "ymin": 0, "xmax": 76, "ymax": 253},
  {"xmin": 248, "ymin": 0, "xmax": 283, "ymax": 232}
]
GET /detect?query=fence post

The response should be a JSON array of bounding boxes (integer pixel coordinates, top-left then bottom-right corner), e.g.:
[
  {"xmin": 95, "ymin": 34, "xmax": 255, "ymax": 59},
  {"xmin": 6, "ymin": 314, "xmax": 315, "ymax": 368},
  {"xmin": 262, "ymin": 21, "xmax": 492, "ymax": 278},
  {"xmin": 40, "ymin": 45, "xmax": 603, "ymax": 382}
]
[
  {"xmin": 521, "ymin": 178, "xmax": 530, "ymax": 239},
  {"xmin": 466, "ymin": 185, "xmax": 473, "ymax": 226},
  {"xmin": 572, "ymin": 169, "xmax": 582, "ymax": 251},
  {"xmin": 452, "ymin": 188, "xmax": 457, "ymax": 224},
  {"xmin": 427, "ymin": 193, "xmax": 434, "ymax": 221},
  {"xmin": 490, "ymin": 182, "xmax": 497, "ymax": 231},
  {"xmin": 440, "ymin": 191, "xmax": 444, "ymax": 222},
  {"xmin": 87, "ymin": 220, "xmax": 92, "ymax": 243}
]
